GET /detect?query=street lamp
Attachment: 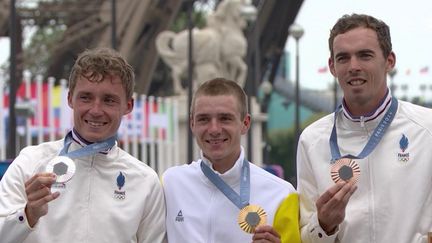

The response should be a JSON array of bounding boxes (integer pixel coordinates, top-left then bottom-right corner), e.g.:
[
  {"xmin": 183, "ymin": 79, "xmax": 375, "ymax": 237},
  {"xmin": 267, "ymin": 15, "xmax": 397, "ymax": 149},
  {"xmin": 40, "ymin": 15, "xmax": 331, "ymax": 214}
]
[
  {"xmin": 241, "ymin": 2, "xmax": 258, "ymax": 161},
  {"xmin": 289, "ymin": 23, "xmax": 304, "ymax": 179},
  {"xmin": 289, "ymin": 23, "xmax": 304, "ymax": 185}
]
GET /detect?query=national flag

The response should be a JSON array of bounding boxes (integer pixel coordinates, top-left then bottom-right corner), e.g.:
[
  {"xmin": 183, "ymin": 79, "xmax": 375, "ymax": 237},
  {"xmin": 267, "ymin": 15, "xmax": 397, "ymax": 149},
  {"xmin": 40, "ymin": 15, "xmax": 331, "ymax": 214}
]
[
  {"xmin": 3, "ymin": 81, "xmax": 72, "ymax": 137},
  {"xmin": 420, "ymin": 66, "xmax": 429, "ymax": 74},
  {"xmin": 317, "ymin": 66, "xmax": 328, "ymax": 73}
]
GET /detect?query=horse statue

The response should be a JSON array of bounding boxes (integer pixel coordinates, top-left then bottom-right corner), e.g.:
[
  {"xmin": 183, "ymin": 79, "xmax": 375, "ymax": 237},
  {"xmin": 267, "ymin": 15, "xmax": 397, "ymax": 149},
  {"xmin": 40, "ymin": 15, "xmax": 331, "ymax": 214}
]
[{"xmin": 156, "ymin": 0, "xmax": 252, "ymax": 95}]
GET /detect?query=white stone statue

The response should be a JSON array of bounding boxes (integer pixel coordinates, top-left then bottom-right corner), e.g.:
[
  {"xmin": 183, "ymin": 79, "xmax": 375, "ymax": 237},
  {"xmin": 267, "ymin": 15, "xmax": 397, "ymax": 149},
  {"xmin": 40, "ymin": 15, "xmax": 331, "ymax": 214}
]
[{"xmin": 156, "ymin": 0, "xmax": 251, "ymax": 95}]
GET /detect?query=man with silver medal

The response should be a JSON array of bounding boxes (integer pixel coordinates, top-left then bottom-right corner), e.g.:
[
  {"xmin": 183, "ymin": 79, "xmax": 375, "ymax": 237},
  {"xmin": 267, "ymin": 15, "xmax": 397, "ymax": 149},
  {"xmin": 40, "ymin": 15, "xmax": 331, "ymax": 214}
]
[
  {"xmin": 163, "ymin": 78, "xmax": 301, "ymax": 243},
  {"xmin": 0, "ymin": 48, "xmax": 167, "ymax": 243},
  {"xmin": 297, "ymin": 14, "xmax": 432, "ymax": 243}
]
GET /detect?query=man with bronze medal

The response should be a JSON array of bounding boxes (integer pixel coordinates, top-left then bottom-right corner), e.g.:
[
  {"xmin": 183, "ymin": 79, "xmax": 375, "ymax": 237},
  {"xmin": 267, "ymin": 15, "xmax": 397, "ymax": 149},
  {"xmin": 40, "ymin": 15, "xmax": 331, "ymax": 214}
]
[
  {"xmin": 163, "ymin": 78, "xmax": 300, "ymax": 242},
  {"xmin": 0, "ymin": 48, "xmax": 167, "ymax": 243},
  {"xmin": 297, "ymin": 14, "xmax": 432, "ymax": 243}
]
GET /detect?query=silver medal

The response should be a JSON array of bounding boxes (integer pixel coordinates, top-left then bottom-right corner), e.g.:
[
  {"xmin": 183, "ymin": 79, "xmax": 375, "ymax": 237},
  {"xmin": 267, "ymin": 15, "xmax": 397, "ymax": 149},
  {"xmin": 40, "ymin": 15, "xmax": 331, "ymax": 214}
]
[{"xmin": 46, "ymin": 156, "xmax": 76, "ymax": 183}]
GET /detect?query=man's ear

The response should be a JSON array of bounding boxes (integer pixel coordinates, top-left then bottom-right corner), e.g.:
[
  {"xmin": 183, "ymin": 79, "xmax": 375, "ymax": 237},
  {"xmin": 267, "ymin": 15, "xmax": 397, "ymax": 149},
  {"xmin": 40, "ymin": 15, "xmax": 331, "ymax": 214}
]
[
  {"xmin": 67, "ymin": 91, "xmax": 73, "ymax": 109},
  {"xmin": 329, "ymin": 57, "xmax": 336, "ymax": 77},
  {"xmin": 124, "ymin": 98, "xmax": 134, "ymax": 115},
  {"xmin": 386, "ymin": 52, "xmax": 396, "ymax": 73},
  {"xmin": 190, "ymin": 114, "xmax": 194, "ymax": 130},
  {"xmin": 241, "ymin": 114, "xmax": 251, "ymax": 135}
]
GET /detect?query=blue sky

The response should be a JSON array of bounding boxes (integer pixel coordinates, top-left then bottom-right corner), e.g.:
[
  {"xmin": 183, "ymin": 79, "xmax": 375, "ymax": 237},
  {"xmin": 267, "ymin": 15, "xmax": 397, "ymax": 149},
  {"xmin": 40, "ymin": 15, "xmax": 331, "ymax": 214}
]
[{"xmin": 1, "ymin": 0, "xmax": 432, "ymax": 99}]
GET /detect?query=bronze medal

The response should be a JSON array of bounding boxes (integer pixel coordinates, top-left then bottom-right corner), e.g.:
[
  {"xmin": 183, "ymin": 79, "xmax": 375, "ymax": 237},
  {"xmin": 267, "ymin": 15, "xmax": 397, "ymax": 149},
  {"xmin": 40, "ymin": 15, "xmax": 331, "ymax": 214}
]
[
  {"xmin": 331, "ymin": 158, "xmax": 360, "ymax": 184},
  {"xmin": 237, "ymin": 204, "xmax": 267, "ymax": 234}
]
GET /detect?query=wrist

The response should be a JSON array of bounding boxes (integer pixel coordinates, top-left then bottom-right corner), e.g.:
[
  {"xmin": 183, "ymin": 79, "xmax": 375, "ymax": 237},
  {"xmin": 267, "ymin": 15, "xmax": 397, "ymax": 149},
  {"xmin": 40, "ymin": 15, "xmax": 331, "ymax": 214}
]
[
  {"xmin": 323, "ymin": 225, "xmax": 337, "ymax": 235},
  {"xmin": 318, "ymin": 220, "xmax": 337, "ymax": 235},
  {"xmin": 25, "ymin": 206, "xmax": 38, "ymax": 228}
]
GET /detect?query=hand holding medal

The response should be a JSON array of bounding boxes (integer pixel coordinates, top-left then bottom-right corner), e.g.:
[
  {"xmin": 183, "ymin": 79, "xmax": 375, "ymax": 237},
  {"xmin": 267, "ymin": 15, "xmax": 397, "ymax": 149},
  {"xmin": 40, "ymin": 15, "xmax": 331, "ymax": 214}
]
[
  {"xmin": 45, "ymin": 131, "xmax": 116, "ymax": 185},
  {"xmin": 200, "ymin": 160, "xmax": 268, "ymax": 234},
  {"xmin": 329, "ymin": 98, "xmax": 398, "ymax": 185}
]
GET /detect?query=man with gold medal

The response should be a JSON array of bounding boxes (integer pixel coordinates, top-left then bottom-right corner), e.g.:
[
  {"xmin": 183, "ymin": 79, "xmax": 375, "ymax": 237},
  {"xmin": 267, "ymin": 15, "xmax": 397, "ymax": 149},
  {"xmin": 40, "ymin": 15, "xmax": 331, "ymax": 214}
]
[{"xmin": 163, "ymin": 78, "xmax": 300, "ymax": 242}]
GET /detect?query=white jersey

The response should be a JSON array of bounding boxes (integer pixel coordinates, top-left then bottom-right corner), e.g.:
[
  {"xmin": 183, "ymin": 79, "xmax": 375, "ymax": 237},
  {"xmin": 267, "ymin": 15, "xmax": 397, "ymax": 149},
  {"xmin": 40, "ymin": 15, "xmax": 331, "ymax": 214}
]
[
  {"xmin": 0, "ymin": 137, "xmax": 166, "ymax": 243},
  {"xmin": 297, "ymin": 96, "xmax": 432, "ymax": 243},
  {"xmin": 163, "ymin": 148, "xmax": 300, "ymax": 243}
]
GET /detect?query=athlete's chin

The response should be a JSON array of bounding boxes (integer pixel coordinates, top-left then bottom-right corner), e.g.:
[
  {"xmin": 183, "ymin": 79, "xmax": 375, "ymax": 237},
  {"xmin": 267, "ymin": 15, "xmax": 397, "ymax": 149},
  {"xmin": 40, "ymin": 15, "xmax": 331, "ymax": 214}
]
[
  {"xmin": 202, "ymin": 150, "xmax": 225, "ymax": 160},
  {"xmin": 82, "ymin": 131, "xmax": 112, "ymax": 143}
]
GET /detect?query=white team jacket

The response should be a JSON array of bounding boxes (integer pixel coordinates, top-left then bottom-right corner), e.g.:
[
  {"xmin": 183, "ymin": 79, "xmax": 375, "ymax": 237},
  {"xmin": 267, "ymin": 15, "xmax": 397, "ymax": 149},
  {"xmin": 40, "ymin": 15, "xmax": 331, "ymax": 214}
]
[
  {"xmin": 0, "ymin": 138, "xmax": 166, "ymax": 243},
  {"xmin": 297, "ymin": 97, "xmax": 432, "ymax": 243},
  {"xmin": 163, "ymin": 148, "xmax": 300, "ymax": 243}
]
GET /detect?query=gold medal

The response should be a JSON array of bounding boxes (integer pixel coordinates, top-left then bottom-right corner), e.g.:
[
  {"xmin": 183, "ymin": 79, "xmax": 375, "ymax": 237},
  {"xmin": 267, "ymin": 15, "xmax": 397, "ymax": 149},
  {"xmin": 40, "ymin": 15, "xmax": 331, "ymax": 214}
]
[
  {"xmin": 46, "ymin": 156, "xmax": 76, "ymax": 183},
  {"xmin": 237, "ymin": 204, "xmax": 267, "ymax": 234},
  {"xmin": 331, "ymin": 158, "xmax": 360, "ymax": 184}
]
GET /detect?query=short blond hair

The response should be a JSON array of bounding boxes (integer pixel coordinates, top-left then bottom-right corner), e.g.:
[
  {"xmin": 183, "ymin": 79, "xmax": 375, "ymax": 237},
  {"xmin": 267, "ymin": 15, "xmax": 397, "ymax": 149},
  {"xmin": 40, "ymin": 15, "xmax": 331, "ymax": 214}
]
[
  {"xmin": 68, "ymin": 47, "xmax": 135, "ymax": 99},
  {"xmin": 191, "ymin": 78, "xmax": 248, "ymax": 119}
]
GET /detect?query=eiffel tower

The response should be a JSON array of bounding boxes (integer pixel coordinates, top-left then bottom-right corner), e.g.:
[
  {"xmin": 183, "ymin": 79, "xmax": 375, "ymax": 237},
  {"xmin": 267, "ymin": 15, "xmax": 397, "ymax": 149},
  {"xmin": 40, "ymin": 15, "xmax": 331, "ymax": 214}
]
[{"xmin": 0, "ymin": 0, "xmax": 303, "ymax": 95}]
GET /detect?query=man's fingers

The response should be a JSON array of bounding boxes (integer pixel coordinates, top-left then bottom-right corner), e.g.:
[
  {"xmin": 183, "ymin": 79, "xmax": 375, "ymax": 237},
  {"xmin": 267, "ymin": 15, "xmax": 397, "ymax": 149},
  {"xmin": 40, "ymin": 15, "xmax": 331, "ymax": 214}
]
[
  {"xmin": 252, "ymin": 225, "xmax": 281, "ymax": 243},
  {"xmin": 254, "ymin": 225, "xmax": 280, "ymax": 237},
  {"xmin": 316, "ymin": 182, "xmax": 345, "ymax": 206},
  {"xmin": 341, "ymin": 183, "xmax": 357, "ymax": 203},
  {"xmin": 25, "ymin": 173, "xmax": 56, "ymax": 186},
  {"xmin": 27, "ymin": 186, "xmax": 52, "ymax": 202},
  {"xmin": 316, "ymin": 182, "xmax": 357, "ymax": 232},
  {"xmin": 28, "ymin": 191, "xmax": 60, "ymax": 208},
  {"xmin": 25, "ymin": 173, "xmax": 56, "ymax": 194},
  {"xmin": 329, "ymin": 182, "xmax": 356, "ymax": 206}
]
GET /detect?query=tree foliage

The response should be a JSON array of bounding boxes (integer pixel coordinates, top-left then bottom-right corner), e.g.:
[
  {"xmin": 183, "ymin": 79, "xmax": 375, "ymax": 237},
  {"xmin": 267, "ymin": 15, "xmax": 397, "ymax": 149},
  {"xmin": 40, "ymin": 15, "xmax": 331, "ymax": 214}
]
[
  {"xmin": 23, "ymin": 25, "xmax": 66, "ymax": 76},
  {"xmin": 267, "ymin": 112, "xmax": 328, "ymax": 185}
]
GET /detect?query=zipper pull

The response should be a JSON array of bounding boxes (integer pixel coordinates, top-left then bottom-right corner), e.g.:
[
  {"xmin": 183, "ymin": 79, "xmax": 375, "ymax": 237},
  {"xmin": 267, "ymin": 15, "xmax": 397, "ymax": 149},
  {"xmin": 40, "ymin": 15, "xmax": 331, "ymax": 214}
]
[{"xmin": 360, "ymin": 116, "xmax": 365, "ymax": 128}]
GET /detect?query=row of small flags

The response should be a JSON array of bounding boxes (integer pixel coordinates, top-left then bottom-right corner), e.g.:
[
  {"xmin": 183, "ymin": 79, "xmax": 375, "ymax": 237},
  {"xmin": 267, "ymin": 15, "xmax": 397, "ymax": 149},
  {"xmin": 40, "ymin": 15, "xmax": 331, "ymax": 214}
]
[
  {"xmin": 1, "ymin": 79, "xmax": 176, "ymax": 143},
  {"xmin": 317, "ymin": 66, "xmax": 429, "ymax": 75},
  {"xmin": 119, "ymin": 95, "xmax": 177, "ymax": 143}
]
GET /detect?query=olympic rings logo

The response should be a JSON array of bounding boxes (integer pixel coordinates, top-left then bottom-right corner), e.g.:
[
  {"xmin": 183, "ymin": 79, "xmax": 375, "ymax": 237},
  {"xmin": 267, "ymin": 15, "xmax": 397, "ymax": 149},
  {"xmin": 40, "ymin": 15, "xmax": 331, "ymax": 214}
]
[
  {"xmin": 114, "ymin": 194, "xmax": 125, "ymax": 200},
  {"xmin": 114, "ymin": 190, "xmax": 126, "ymax": 200}
]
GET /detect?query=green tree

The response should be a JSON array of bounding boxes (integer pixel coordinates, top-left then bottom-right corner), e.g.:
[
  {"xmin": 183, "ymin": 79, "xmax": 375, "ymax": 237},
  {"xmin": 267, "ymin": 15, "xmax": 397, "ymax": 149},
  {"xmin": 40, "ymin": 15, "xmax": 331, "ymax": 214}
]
[
  {"xmin": 24, "ymin": 25, "xmax": 66, "ymax": 76},
  {"xmin": 268, "ymin": 112, "xmax": 328, "ymax": 185}
]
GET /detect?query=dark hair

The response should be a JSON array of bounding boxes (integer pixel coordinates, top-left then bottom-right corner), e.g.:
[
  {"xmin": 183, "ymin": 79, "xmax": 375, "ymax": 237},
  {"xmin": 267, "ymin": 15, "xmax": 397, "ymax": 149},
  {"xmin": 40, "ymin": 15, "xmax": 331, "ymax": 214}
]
[
  {"xmin": 329, "ymin": 14, "xmax": 392, "ymax": 58},
  {"xmin": 191, "ymin": 78, "xmax": 248, "ymax": 119},
  {"xmin": 69, "ymin": 47, "xmax": 135, "ymax": 99}
]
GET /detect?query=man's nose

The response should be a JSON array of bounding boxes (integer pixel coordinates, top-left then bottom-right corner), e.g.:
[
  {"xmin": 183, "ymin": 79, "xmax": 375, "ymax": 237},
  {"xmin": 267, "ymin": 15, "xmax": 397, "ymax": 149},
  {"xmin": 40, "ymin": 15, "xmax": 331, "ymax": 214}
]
[
  {"xmin": 208, "ymin": 119, "xmax": 221, "ymax": 133},
  {"xmin": 89, "ymin": 100, "xmax": 103, "ymax": 115},
  {"xmin": 348, "ymin": 57, "xmax": 361, "ymax": 73}
]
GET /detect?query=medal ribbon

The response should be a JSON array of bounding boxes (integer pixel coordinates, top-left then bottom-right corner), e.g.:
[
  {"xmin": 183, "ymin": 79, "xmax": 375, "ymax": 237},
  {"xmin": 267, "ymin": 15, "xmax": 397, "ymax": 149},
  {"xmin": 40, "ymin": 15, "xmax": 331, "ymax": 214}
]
[
  {"xmin": 330, "ymin": 97, "xmax": 398, "ymax": 163},
  {"xmin": 200, "ymin": 159, "xmax": 250, "ymax": 209},
  {"xmin": 59, "ymin": 131, "xmax": 117, "ymax": 158}
]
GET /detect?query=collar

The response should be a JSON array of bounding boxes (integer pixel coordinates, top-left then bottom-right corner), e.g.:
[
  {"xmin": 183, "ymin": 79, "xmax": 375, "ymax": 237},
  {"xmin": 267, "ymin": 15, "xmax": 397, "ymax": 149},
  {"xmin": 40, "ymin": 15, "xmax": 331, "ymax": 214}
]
[
  {"xmin": 200, "ymin": 146, "xmax": 245, "ymax": 186},
  {"xmin": 342, "ymin": 89, "xmax": 392, "ymax": 123},
  {"xmin": 71, "ymin": 129, "xmax": 113, "ymax": 154}
]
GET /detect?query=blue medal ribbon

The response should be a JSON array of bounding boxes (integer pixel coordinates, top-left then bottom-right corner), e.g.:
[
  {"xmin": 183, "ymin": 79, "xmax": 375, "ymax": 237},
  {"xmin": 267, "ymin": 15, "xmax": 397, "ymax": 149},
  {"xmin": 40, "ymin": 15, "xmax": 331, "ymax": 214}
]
[
  {"xmin": 330, "ymin": 97, "xmax": 398, "ymax": 163},
  {"xmin": 200, "ymin": 159, "xmax": 250, "ymax": 209},
  {"xmin": 59, "ymin": 131, "xmax": 117, "ymax": 158}
]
